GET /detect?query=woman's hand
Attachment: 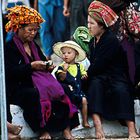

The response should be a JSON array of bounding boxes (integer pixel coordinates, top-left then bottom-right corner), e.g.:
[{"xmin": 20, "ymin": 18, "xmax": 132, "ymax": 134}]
[{"xmin": 31, "ymin": 61, "xmax": 46, "ymax": 71}]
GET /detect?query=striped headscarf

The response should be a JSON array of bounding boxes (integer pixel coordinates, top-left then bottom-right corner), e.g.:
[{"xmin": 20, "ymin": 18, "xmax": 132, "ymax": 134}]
[
  {"xmin": 88, "ymin": 1, "xmax": 118, "ymax": 27},
  {"xmin": 5, "ymin": 5, "xmax": 45, "ymax": 32}
]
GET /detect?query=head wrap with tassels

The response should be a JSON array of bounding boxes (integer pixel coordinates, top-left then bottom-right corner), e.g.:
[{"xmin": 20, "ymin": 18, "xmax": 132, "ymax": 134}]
[
  {"xmin": 88, "ymin": 1, "xmax": 118, "ymax": 27},
  {"xmin": 5, "ymin": 5, "xmax": 45, "ymax": 32}
]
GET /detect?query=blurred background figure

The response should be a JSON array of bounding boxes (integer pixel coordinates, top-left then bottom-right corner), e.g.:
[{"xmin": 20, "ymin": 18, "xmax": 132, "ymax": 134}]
[
  {"xmin": 38, "ymin": 0, "xmax": 67, "ymax": 59},
  {"xmin": 98, "ymin": 0, "xmax": 139, "ymax": 87},
  {"xmin": 63, "ymin": 0, "xmax": 93, "ymax": 37}
]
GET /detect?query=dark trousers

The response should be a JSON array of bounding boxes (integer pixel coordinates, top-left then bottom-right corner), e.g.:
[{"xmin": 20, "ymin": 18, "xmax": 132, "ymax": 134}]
[
  {"xmin": 87, "ymin": 74, "xmax": 135, "ymax": 121},
  {"xmin": 8, "ymin": 87, "xmax": 79, "ymax": 132},
  {"xmin": 10, "ymin": 87, "xmax": 42, "ymax": 132}
]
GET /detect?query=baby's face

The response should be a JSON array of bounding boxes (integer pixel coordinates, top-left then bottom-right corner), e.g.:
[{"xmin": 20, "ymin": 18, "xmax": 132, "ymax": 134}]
[{"xmin": 61, "ymin": 47, "xmax": 78, "ymax": 64}]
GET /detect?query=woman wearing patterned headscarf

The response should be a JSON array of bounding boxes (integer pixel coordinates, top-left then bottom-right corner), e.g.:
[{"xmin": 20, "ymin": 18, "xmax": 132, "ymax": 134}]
[
  {"xmin": 87, "ymin": 1, "xmax": 139, "ymax": 139},
  {"xmin": 5, "ymin": 5, "xmax": 79, "ymax": 140}
]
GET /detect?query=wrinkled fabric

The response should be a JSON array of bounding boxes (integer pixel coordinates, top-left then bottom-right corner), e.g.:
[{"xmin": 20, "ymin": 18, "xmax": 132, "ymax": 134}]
[
  {"xmin": 73, "ymin": 26, "xmax": 92, "ymax": 55},
  {"xmin": 13, "ymin": 34, "xmax": 77, "ymax": 127},
  {"xmin": 121, "ymin": 38, "xmax": 135, "ymax": 84},
  {"xmin": 5, "ymin": 5, "xmax": 44, "ymax": 32},
  {"xmin": 88, "ymin": 1, "xmax": 118, "ymax": 27}
]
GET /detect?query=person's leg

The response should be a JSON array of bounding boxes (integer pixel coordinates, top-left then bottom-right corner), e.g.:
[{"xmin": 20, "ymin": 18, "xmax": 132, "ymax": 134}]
[
  {"xmin": 126, "ymin": 120, "xmax": 139, "ymax": 138},
  {"xmin": 7, "ymin": 122, "xmax": 22, "ymax": 135},
  {"xmin": 70, "ymin": 0, "xmax": 86, "ymax": 36},
  {"xmin": 13, "ymin": 88, "xmax": 42, "ymax": 132},
  {"xmin": 92, "ymin": 113, "xmax": 105, "ymax": 139},
  {"xmin": 8, "ymin": 133, "xmax": 21, "ymax": 140},
  {"xmin": 22, "ymin": 89, "xmax": 42, "ymax": 132},
  {"xmin": 87, "ymin": 77, "xmax": 106, "ymax": 138},
  {"xmin": 63, "ymin": 126, "xmax": 74, "ymax": 140},
  {"xmin": 138, "ymin": 0, "xmax": 140, "ymax": 7},
  {"xmin": 81, "ymin": 97, "xmax": 90, "ymax": 128},
  {"xmin": 110, "ymin": 77, "xmax": 139, "ymax": 138},
  {"xmin": 7, "ymin": 121, "xmax": 21, "ymax": 140},
  {"xmin": 6, "ymin": 90, "xmax": 12, "ymax": 123},
  {"xmin": 53, "ymin": 6, "xmax": 66, "ymax": 42},
  {"xmin": 38, "ymin": 2, "xmax": 54, "ymax": 57},
  {"xmin": 39, "ymin": 131, "xmax": 51, "ymax": 140}
]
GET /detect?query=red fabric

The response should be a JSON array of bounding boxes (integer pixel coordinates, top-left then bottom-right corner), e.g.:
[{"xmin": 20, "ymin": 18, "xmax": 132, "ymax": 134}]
[
  {"xmin": 125, "ymin": 4, "xmax": 140, "ymax": 38},
  {"xmin": 88, "ymin": 1, "xmax": 118, "ymax": 27}
]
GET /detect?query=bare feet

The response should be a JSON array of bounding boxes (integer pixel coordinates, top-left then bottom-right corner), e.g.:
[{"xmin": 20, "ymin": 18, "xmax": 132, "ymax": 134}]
[
  {"xmin": 92, "ymin": 114, "xmax": 105, "ymax": 139},
  {"xmin": 82, "ymin": 121, "xmax": 90, "ymax": 128},
  {"xmin": 8, "ymin": 132, "xmax": 21, "ymax": 140},
  {"xmin": 63, "ymin": 127, "xmax": 75, "ymax": 140},
  {"xmin": 126, "ymin": 121, "xmax": 139, "ymax": 139},
  {"xmin": 95, "ymin": 125, "xmax": 105, "ymax": 139},
  {"xmin": 8, "ymin": 123, "xmax": 22, "ymax": 135},
  {"xmin": 128, "ymin": 130, "xmax": 139, "ymax": 139},
  {"xmin": 39, "ymin": 132, "xmax": 51, "ymax": 140}
]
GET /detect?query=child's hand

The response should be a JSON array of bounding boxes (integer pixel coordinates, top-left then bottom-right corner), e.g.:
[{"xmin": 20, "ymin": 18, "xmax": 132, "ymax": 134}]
[
  {"xmin": 81, "ymin": 74, "xmax": 88, "ymax": 80},
  {"xmin": 63, "ymin": 63, "xmax": 69, "ymax": 72}
]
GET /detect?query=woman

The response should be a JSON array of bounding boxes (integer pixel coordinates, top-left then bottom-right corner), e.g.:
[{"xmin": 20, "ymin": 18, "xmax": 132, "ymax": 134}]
[
  {"xmin": 87, "ymin": 1, "xmax": 139, "ymax": 139},
  {"xmin": 4, "ymin": 5, "xmax": 79, "ymax": 140}
]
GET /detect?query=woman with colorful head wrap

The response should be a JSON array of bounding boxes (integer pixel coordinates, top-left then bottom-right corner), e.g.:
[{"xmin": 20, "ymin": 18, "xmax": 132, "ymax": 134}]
[
  {"xmin": 87, "ymin": 1, "xmax": 139, "ymax": 139},
  {"xmin": 5, "ymin": 5, "xmax": 79, "ymax": 140}
]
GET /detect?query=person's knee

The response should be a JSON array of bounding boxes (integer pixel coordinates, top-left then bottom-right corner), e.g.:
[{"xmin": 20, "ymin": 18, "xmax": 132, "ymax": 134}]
[{"xmin": 113, "ymin": 86, "xmax": 131, "ymax": 98}]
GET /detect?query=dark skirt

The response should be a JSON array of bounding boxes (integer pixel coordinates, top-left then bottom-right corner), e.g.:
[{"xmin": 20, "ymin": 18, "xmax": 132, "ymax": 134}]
[
  {"xmin": 87, "ymin": 74, "xmax": 135, "ymax": 122},
  {"xmin": 9, "ymin": 87, "xmax": 79, "ymax": 132},
  {"xmin": 44, "ymin": 101, "xmax": 79, "ymax": 132}
]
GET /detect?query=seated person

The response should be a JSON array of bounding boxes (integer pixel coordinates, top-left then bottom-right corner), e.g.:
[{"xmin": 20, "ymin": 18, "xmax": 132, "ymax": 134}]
[
  {"xmin": 87, "ymin": 1, "xmax": 139, "ymax": 139},
  {"xmin": 4, "ymin": 5, "xmax": 79, "ymax": 140},
  {"xmin": 54, "ymin": 40, "xmax": 90, "ymax": 128}
]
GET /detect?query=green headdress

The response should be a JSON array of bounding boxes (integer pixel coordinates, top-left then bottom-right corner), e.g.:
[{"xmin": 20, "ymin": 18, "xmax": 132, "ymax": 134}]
[{"xmin": 73, "ymin": 26, "xmax": 93, "ymax": 55}]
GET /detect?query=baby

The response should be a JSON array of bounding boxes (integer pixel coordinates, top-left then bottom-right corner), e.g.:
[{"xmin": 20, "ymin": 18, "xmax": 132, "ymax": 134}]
[{"xmin": 53, "ymin": 40, "xmax": 90, "ymax": 128}]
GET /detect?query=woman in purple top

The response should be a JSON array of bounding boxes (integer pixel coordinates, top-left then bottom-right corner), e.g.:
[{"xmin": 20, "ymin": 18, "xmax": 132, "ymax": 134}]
[{"xmin": 4, "ymin": 5, "xmax": 79, "ymax": 140}]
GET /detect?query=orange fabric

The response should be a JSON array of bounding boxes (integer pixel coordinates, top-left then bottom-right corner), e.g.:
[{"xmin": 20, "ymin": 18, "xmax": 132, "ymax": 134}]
[
  {"xmin": 5, "ymin": 5, "xmax": 45, "ymax": 32},
  {"xmin": 88, "ymin": 1, "xmax": 118, "ymax": 27}
]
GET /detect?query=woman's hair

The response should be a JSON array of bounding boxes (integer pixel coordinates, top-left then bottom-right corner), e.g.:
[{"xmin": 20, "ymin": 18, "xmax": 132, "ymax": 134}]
[
  {"xmin": 19, "ymin": 24, "xmax": 29, "ymax": 28},
  {"xmin": 95, "ymin": 18, "xmax": 108, "ymax": 30}
]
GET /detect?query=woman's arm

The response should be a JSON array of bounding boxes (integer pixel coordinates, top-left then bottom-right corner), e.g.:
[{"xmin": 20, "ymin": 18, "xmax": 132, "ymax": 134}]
[{"xmin": 34, "ymin": 0, "xmax": 38, "ymax": 11}]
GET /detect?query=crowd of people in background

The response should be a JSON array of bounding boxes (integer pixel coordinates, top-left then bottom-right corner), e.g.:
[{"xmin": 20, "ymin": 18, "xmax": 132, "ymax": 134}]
[{"xmin": 1, "ymin": 0, "xmax": 140, "ymax": 140}]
